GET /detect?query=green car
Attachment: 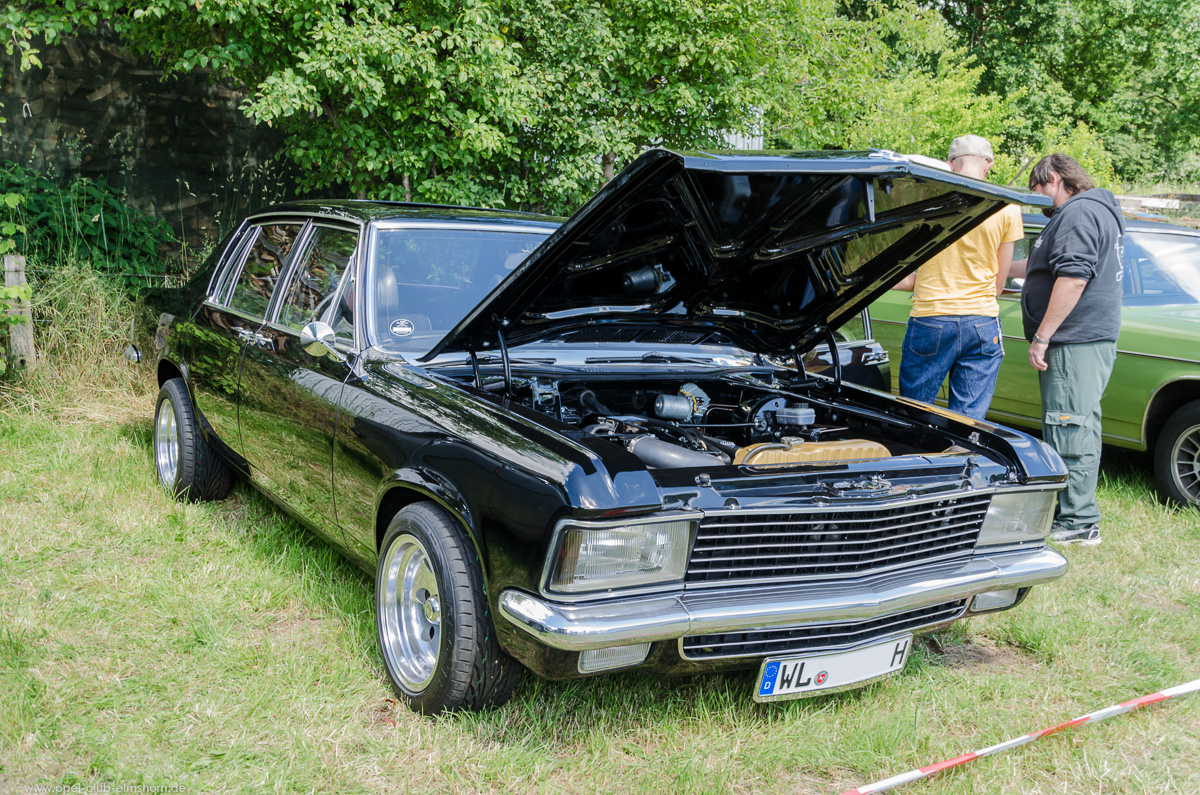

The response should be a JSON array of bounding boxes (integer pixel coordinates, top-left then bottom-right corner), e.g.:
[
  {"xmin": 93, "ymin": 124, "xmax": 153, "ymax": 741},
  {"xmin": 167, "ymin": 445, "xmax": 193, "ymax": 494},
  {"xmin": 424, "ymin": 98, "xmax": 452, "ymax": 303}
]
[{"xmin": 868, "ymin": 214, "xmax": 1200, "ymax": 508}]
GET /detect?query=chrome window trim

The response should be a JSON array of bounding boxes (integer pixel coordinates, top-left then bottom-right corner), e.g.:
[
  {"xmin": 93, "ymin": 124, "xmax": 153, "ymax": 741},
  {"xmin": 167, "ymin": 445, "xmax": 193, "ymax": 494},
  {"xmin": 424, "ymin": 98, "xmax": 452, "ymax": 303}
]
[
  {"xmin": 247, "ymin": 209, "xmax": 366, "ymax": 227},
  {"xmin": 269, "ymin": 219, "xmax": 364, "ymax": 344},
  {"xmin": 222, "ymin": 217, "xmax": 310, "ymax": 320},
  {"xmin": 263, "ymin": 220, "xmax": 315, "ymax": 325},
  {"xmin": 210, "ymin": 226, "xmax": 258, "ymax": 305},
  {"xmin": 204, "ymin": 220, "xmax": 251, "ymax": 301}
]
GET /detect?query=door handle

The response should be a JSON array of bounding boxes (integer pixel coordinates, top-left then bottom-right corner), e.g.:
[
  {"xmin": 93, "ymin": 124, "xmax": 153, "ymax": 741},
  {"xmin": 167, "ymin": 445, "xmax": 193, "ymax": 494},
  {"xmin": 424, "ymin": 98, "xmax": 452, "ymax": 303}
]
[{"xmin": 234, "ymin": 327, "xmax": 274, "ymax": 350}]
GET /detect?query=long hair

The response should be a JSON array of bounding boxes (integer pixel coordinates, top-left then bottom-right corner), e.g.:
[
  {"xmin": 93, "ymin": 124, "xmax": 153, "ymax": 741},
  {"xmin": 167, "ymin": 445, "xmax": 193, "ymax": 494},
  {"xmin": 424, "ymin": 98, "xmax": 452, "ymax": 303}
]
[{"xmin": 1028, "ymin": 154, "xmax": 1096, "ymax": 196}]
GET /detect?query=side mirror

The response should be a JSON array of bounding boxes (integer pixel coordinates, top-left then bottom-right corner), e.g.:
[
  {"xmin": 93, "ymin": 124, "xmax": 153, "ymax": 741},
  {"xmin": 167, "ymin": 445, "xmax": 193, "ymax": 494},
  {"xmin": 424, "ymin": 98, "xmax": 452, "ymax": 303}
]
[{"xmin": 300, "ymin": 321, "xmax": 346, "ymax": 363}]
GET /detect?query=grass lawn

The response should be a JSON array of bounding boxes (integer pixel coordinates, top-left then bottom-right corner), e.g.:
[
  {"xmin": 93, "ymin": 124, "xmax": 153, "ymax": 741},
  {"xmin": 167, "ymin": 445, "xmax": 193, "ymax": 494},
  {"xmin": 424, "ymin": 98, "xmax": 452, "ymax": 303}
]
[{"xmin": 2, "ymin": 362, "xmax": 1199, "ymax": 794}]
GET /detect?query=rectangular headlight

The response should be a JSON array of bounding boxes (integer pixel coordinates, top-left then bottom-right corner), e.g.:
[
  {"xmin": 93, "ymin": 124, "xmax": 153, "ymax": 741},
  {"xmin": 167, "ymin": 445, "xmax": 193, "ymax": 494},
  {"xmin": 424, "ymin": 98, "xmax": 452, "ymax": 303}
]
[
  {"xmin": 548, "ymin": 517, "xmax": 694, "ymax": 594},
  {"xmin": 978, "ymin": 489, "xmax": 1056, "ymax": 548}
]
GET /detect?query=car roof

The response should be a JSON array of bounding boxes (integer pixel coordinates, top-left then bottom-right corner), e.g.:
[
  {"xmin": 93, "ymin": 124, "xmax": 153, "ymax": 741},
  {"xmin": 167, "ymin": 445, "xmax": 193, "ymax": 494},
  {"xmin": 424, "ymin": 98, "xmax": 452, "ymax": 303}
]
[
  {"xmin": 246, "ymin": 198, "xmax": 564, "ymax": 229},
  {"xmin": 1021, "ymin": 212, "xmax": 1200, "ymax": 235}
]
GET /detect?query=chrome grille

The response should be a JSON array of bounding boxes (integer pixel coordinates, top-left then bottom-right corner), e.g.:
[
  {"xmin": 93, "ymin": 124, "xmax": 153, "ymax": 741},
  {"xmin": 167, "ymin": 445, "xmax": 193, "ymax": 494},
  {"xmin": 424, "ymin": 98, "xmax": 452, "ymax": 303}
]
[
  {"xmin": 687, "ymin": 494, "xmax": 990, "ymax": 585},
  {"xmin": 681, "ymin": 599, "xmax": 968, "ymax": 660}
]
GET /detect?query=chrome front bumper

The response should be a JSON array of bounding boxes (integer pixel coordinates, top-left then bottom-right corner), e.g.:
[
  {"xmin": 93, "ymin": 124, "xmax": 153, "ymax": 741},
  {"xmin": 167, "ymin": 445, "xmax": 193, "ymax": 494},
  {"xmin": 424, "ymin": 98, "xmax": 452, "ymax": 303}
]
[{"xmin": 498, "ymin": 547, "xmax": 1067, "ymax": 651}]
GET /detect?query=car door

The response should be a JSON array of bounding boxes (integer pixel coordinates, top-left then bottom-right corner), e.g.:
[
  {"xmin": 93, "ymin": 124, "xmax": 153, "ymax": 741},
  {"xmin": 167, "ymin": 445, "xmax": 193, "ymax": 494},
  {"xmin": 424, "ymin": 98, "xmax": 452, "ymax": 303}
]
[
  {"xmin": 237, "ymin": 219, "xmax": 361, "ymax": 548},
  {"xmin": 987, "ymin": 229, "xmax": 1043, "ymax": 431},
  {"xmin": 806, "ymin": 310, "xmax": 891, "ymax": 391},
  {"xmin": 178, "ymin": 221, "xmax": 301, "ymax": 458}
]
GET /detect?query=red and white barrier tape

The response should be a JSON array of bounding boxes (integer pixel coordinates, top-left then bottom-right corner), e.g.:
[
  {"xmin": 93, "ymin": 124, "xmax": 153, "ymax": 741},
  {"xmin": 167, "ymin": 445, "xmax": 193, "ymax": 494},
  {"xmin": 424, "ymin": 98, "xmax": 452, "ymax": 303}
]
[{"xmin": 838, "ymin": 677, "xmax": 1200, "ymax": 795}]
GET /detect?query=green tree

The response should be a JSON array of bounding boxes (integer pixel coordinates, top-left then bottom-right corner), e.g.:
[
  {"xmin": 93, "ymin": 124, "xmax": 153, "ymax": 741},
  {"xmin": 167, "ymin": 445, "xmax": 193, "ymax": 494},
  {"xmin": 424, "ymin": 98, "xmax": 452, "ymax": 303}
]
[
  {"xmin": 933, "ymin": 0, "xmax": 1200, "ymax": 181},
  {"xmin": 501, "ymin": 0, "xmax": 817, "ymax": 209},
  {"xmin": 8, "ymin": 0, "xmax": 887, "ymax": 212},
  {"xmin": 798, "ymin": 1, "xmax": 1022, "ymax": 168}
]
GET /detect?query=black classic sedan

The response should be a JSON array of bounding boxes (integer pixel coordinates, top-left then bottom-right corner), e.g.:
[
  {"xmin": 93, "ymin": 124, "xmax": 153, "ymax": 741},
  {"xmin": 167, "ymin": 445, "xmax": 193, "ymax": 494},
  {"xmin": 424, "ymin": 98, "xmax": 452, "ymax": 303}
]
[{"xmin": 138, "ymin": 149, "xmax": 1067, "ymax": 714}]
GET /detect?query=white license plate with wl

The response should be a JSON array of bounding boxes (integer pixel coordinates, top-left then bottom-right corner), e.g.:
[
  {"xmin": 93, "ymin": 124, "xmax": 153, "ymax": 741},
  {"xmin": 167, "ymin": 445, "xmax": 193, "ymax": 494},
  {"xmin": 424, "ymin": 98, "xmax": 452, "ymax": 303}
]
[{"xmin": 754, "ymin": 635, "xmax": 913, "ymax": 703}]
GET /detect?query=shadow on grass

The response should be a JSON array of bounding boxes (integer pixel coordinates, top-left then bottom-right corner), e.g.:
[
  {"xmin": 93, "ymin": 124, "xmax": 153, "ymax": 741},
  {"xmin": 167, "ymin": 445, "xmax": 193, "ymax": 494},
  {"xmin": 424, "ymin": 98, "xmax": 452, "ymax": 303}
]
[{"xmin": 117, "ymin": 416, "xmax": 377, "ymax": 643}]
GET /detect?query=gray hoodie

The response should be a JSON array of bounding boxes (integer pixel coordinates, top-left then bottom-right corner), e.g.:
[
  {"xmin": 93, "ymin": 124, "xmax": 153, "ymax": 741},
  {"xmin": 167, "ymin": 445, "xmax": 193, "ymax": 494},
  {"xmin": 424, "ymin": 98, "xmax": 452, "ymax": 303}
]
[{"xmin": 1021, "ymin": 188, "xmax": 1124, "ymax": 344}]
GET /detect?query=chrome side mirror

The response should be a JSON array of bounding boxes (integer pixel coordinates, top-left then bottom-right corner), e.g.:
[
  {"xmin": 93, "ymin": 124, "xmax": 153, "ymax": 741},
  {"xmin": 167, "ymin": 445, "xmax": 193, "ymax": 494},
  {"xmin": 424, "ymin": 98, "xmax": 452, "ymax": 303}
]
[{"xmin": 300, "ymin": 321, "xmax": 346, "ymax": 363}]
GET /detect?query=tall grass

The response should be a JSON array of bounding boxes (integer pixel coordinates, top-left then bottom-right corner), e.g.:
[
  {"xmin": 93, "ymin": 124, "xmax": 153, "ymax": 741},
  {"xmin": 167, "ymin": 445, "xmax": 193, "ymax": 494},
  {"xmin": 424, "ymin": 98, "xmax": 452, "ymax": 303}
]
[{"xmin": 1, "ymin": 261, "xmax": 150, "ymax": 415}]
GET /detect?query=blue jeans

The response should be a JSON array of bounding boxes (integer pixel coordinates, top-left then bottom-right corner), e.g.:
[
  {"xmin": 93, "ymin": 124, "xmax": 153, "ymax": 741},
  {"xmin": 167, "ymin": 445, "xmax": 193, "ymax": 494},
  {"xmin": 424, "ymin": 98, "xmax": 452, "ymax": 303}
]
[{"xmin": 898, "ymin": 315, "xmax": 1004, "ymax": 420}]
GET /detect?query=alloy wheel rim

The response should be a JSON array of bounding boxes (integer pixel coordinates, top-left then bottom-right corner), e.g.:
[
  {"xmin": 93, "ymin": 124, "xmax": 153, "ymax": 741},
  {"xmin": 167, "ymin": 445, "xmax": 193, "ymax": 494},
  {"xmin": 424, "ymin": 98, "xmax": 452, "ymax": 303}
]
[
  {"xmin": 1170, "ymin": 422, "xmax": 1200, "ymax": 502},
  {"xmin": 154, "ymin": 397, "xmax": 180, "ymax": 487},
  {"xmin": 379, "ymin": 533, "xmax": 441, "ymax": 691}
]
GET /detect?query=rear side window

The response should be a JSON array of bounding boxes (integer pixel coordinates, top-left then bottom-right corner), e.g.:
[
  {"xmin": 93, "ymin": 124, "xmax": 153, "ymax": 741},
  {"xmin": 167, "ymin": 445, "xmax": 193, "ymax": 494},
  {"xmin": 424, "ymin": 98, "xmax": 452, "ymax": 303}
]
[
  {"xmin": 278, "ymin": 226, "xmax": 359, "ymax": 334},
  {"xmin": 227, "ymin": 223, "xmax": 302, "ymax": 319}
]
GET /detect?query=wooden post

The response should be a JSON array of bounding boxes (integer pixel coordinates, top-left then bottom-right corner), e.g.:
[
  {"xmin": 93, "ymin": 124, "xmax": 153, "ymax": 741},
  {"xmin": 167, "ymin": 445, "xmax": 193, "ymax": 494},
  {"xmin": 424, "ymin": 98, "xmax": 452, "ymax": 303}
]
[{"xmin": 3, "ymin": 254, "xmax": 36, "ymax": 370}]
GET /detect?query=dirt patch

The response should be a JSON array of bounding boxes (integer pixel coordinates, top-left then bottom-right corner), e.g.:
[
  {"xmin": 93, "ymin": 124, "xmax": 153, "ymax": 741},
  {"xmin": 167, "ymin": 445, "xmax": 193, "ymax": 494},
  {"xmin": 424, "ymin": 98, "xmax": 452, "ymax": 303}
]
[
  {"xmin": 264, "ymin": 616, "xmax": 330, "ymax": 648},
  {"xmin": 367, "ymin": 696, "xmax": 400, "ymax": 728},
  {"xmin": 1130, "ymin": 591, "xmax": 1188, "ymax": 615},
  {"xmin": 919, "ymin": 633, "xmax": 1030, "ymax": 671}
]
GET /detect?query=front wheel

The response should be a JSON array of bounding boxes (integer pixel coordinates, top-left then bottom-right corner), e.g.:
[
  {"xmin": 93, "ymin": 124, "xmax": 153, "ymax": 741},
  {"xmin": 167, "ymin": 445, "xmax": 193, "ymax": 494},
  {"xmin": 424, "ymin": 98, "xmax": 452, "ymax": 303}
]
[
  {"xmin": 154, "ymin": 378, "xmax": 232, "ymax": 501},
  {"xmin": 1154, "ymin": 400, "xmax": 1200, "ymax": 508},
  {"xmin": 376, "ymin": 502, "xmax": 521, "ymax": 714}
]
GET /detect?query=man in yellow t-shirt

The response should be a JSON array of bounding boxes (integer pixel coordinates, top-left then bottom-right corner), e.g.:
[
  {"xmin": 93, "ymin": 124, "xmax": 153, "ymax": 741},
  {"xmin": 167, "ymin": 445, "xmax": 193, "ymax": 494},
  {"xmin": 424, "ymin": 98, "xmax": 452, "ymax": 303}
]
[{"xmin": 893, "ymin": 135, "xmax": 1024, "ymax": 420}]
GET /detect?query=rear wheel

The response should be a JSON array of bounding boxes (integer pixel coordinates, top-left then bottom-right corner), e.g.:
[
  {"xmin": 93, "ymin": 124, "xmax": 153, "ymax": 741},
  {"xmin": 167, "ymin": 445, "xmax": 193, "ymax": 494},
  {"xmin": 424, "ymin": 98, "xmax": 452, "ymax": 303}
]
[
  {"xmin": 376, "ymin": 502, "xmax": 521, "ymax": 714},
  {"xmin": 1154, "ymin": 400, "xmax": 1200, "ymax": 508},
  {"xmin": 154, "ymin": 378, "xmax": 233, "ymax": 501}
]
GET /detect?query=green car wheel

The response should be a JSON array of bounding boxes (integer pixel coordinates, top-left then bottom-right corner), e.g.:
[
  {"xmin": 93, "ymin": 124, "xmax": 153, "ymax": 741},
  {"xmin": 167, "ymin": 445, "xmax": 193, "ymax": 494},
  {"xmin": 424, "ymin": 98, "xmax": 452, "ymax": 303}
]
[{"xmin": 1155, "ymin": 400, "xmax": 1200, "ymax": 508}]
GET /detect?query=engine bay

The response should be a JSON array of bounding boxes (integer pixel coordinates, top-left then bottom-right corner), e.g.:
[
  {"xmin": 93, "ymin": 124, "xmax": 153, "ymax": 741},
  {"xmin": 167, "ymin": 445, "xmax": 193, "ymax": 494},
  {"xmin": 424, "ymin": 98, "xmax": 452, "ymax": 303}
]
[{"xmin": 502, "ymin": 376, "xmax": 968, "ymax": 470}]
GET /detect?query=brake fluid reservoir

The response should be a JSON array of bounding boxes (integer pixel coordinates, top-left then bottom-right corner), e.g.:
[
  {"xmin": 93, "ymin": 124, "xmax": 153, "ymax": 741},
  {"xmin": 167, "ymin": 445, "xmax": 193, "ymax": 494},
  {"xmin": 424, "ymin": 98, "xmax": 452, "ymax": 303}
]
[{"xmin": 776, "ymin": 404, "xmax": 816, "ymax": 426}]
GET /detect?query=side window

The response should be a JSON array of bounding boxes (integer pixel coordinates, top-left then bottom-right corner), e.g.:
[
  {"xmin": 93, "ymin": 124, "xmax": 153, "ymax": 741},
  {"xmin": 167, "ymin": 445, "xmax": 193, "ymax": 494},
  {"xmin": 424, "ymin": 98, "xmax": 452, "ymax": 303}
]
[
  {"xmin": 1124, "ymin": 231, "xmax": 1200, "ymax": 304},
  {"xmin": 328, "ymin": 270, "xmax": 356, "ymax": 346},
  {"xmin": 837, "ymin": 312, "xmax": 867, "ymax": 342},
  {"xmin": 278, "ymin": 227, "xmax": 359, "ymax": 336},
  {"xmin": 1011, "ymin": 231, "xmax": 1036, "ymax": 262},
  {"xmin": 227, "ymin": 223, "xmax": 302, "ymax": 318},
  {"xmin": 1004, "ymin": 229, "xmax": 1040, "ymax": 293}
]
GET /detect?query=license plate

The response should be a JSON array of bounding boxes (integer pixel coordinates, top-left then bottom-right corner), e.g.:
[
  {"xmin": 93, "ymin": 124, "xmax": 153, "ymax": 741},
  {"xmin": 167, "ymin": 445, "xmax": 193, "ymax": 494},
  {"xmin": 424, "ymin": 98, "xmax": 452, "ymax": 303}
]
[{"xmin": 754, "ymin": 635, "xmax": 913, "ymax": 703}]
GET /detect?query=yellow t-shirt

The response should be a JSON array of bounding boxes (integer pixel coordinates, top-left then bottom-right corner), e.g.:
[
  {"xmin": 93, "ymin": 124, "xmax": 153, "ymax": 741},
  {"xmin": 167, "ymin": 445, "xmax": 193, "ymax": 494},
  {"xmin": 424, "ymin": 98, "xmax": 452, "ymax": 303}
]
[{"xmin": 910, "ymin": 204, "xmax": 1024, "ymax": 317}]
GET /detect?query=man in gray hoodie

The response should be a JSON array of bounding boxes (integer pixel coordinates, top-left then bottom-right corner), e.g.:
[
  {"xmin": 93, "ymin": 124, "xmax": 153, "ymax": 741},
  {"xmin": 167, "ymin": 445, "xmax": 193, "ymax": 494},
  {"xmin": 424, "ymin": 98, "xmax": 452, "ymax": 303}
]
[{"xmin": 1021, "ymin": 154, "xmax": 1124, "ymax": 545}]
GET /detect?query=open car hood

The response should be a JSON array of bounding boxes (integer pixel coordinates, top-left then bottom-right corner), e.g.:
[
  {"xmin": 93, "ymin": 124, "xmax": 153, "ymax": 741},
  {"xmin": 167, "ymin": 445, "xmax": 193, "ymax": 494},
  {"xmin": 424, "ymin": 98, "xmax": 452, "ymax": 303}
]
[{"xmin": 421, "ymin": 149, "xmax": 1049, "ymax": 360}]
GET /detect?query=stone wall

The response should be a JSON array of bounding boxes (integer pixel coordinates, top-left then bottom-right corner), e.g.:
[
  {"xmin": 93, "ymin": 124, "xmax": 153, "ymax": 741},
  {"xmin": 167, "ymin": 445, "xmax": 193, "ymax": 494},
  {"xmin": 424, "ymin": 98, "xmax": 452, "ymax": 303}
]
[{"xmin": 1, "ymin": 29, "xmax": 335, "ymax": 250}]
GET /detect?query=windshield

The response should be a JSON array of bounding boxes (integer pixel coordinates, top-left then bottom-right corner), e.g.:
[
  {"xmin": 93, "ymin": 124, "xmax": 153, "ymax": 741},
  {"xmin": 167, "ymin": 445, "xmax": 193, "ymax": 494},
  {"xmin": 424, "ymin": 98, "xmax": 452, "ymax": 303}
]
[
  {"xmin": 1125, "ymin": 231, "xmax": 1200, "ymax": 305},
  {"xmin": 367, "ymin": 226, "xmax": 551, "ymax": 352}
]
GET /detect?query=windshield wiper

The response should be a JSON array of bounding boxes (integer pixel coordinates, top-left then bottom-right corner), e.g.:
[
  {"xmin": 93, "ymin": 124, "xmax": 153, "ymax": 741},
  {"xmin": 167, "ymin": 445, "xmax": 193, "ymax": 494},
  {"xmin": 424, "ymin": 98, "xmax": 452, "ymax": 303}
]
[
  {"xmin": 424, "ymin": 355, "xmax": 556, "ymax": 368},
  {"xmin": 584, "ymin": 353, "xmax": 713, "ymax": 365}
]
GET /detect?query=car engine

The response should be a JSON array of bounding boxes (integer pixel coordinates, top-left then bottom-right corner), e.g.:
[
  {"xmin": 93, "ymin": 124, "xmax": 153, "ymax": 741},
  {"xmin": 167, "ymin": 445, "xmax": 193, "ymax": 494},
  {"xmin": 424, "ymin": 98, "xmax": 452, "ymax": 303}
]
[{"xmin": 513, "ymin": 377, "xmax": 949, "ymax": 470}]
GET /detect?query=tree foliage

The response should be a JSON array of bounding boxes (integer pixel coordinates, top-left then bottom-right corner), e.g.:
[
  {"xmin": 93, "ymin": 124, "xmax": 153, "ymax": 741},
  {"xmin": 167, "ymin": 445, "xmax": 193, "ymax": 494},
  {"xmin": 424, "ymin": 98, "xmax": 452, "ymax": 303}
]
[
  {"xmin": 4, "ymin": 0, "xmax": 1191, "ymax": 208},
  {"xmin": 934, "ymin": 0, "xmax": 1200, "ymax": 181},
  {"xmin": 8, "ymin": 0, "xmax": 880, "ymax": 212}
]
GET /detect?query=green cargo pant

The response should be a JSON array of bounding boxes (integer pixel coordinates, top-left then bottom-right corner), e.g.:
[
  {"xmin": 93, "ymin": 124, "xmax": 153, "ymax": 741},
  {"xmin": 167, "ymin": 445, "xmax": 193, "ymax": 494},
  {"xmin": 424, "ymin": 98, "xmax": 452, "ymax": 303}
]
[{"xmin": 1038, "ymin": 340, "xmax": 1117, "ymax": 529}]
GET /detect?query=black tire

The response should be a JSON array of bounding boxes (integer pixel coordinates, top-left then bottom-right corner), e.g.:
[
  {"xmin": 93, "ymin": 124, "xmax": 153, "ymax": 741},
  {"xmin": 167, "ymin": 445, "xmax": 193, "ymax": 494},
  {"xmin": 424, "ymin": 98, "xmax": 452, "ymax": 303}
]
[
  {"xmin": 1154, "ymin": 400, "xmax": 1200, "ymax": 508},
  {"xmin": 376, "ymin": 502, "xmax": 521, "ymax": 714},
  {"xmin": 153, "ymin": 378, "xmax": 233, "ymax": 501}
]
